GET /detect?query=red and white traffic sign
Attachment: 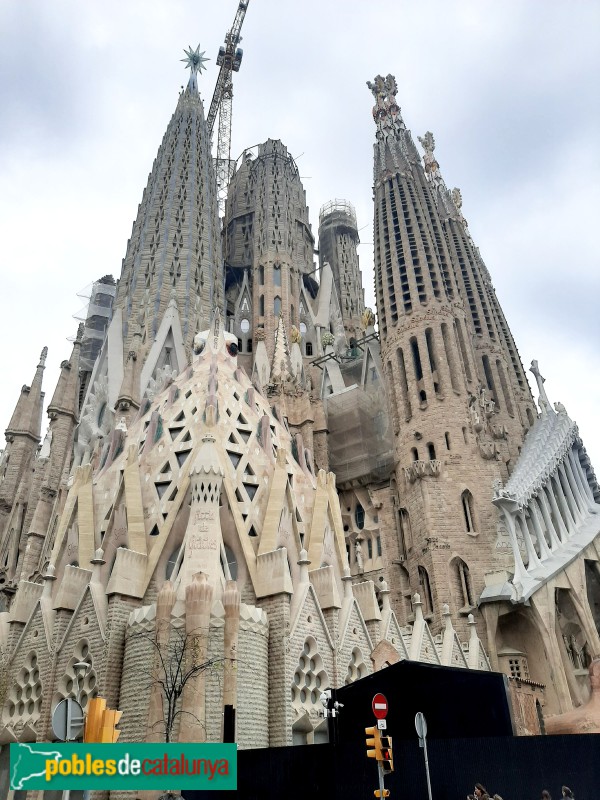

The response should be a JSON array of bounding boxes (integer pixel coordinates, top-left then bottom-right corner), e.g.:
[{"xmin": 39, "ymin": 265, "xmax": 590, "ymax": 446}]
[{"xmin": 372, "ymin": 693, "xmax": 388, "ymax": 719}]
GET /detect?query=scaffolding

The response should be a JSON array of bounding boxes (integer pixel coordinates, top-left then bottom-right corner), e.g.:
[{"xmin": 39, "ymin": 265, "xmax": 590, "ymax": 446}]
[
  {"xmin": 73, "ymin": 275, "xmax": 116, "ymax": 408},
  {"xmin": 324, "ymin": 346, "xmax": 394, "ymax": 487}
]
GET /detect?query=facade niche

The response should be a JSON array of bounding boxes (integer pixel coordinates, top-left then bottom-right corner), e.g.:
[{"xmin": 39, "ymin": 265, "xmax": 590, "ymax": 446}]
[
  {"xmin": 461, "ymin": 489, "xmax": 476, "ymax": 534},
  {"xmin": 417, "ymin": 565, "xmax": 434, "ymax": 617}
]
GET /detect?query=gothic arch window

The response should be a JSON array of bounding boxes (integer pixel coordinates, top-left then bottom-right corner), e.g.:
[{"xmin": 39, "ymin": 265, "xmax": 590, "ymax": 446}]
[
  {"xmin": 398, "ymin": 507, "xmax": 412, "ymax": 556},
  {"xmin": 273, "ymin": 264, "xmax": 282, "ymax": 287},
  {"xmin": 259, "ymin": 295, "xmax": 265, "ymax": 316},
  {"xmin": 397, "ymin": 564, "xmax": 412, "ymax": 623},
  {"xmin": 411, "ymin": 447, "xmax": 419, "ymax": 461},
  {"xmin": 451, "ymin": 557, "xmax": 474, "ymax": 612},
  {"xmin": 305, "ymin": 341, "xmax": 313, "ymax": 356},
  {"xmin": 258, "ymin": 265, "xmax": 264, "ymax": 285},
  {"xmin": 427, "ymin": 442, "xmax": 436, "ymax": 460},
  {"xmin": 274, "ymin": 296, "xmax": 282, "ymax": 316},
  {"xmin": 418, "ymin": 565, "xmax": 434, "ymax": 616},
  {"xmin": 461, "ymin": 489, "xmax": 476, "ymax": 534},
  {"xmin": 355, "ymin": 503, "xmax": 365, "ymax": 530}
]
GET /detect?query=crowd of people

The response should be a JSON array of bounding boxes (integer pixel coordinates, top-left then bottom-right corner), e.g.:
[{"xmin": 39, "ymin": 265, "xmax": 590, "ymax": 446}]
[{"xmin": 469, "ymin": 782, "xmax": 575, "ymax": 800}]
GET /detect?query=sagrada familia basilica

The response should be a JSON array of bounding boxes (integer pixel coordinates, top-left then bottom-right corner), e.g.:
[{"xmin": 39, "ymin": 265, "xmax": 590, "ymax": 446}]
[{"xmin": 1, "ymin": 43, "xmax": 600, "ymax": 763}]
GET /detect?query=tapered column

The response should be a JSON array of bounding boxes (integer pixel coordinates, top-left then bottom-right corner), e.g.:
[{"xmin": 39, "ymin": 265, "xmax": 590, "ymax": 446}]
[
  {"xmin": 528, "ymin": 502, "xmax": 552, "ymax": 561},
  {"xmin": 569, "ymin": 448, "xmax": 596, "ymax": 504},
  {"xmin": 564, "ymin": 453, "xmax": 593, "ymax": 515},
  {"xmin": 146, "ymin": 580, "xmax": 176, "ymax": 742},
  {"xmin": 536, "ymin": 492, "xmax": 562, "ymax": 551},
  {"xmin": 222, "ymin": 579, "xmax": 240, "ymax": 740},
  {"xmin": 546, "ymin": 480, "xmax": 571, "ymax": 541},
  {"xmin": 517, "ymin": 513, "xmax": 541, "ymax": 570},
  {"xmin": 558, "ymin": 462, "xmax": 584, "ymax": 524},
  {"xmin": 553, "ymin": 471, "xmax": 576, "ymax": 533},
  {"xmin": 495, "ymin": 500, "xmax": 529, "ymax": 585},
  {"xmin": 180, "ymin": 572, "xmax": 213, "ymax": 742}
]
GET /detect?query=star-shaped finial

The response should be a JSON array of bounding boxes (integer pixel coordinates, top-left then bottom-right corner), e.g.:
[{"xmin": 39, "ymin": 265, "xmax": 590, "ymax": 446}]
[{"xmin": 181, "ymin": 45, "xmax": 210, "ymax": 76}]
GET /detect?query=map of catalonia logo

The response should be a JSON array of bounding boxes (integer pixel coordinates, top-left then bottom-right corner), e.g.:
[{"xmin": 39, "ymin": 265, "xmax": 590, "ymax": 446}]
[{"xmin": 10, "ymin": 742, "xmax": 237, "ymax": 790}]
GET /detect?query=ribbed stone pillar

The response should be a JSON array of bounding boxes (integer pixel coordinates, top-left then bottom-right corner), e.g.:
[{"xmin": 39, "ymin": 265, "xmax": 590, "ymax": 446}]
[
  {"xmin": 223, "ymin": 579, "xmax": 241, "ymax": 724},
  {"xmin": 146, "ymin": 580, "xmax": 176, "ymax": 742},
  {"xmin": 179, "ymin": 572, "xmax": 213, "ymax": 742}
]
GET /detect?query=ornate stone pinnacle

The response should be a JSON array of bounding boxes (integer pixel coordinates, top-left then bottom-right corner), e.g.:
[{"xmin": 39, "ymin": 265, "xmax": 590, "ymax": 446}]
[
  {"xmin": 39, "ymin": 347, "xmax": 48, "ymax": 366},
  {"xmin": 530, "ymin": 359, "xmax": 551, "ymax": 413}
]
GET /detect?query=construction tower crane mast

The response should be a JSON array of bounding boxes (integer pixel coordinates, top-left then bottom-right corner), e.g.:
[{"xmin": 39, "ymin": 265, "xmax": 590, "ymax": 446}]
[{"xmin": 207, "ymin": 0, "xmax": 250, "ymax": 215}]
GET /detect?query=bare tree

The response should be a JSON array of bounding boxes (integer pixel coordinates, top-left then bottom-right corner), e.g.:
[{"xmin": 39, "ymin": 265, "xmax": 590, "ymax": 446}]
[{"xmin": 128, "ymin": 625, "xmax": 229, "ymax": 743}]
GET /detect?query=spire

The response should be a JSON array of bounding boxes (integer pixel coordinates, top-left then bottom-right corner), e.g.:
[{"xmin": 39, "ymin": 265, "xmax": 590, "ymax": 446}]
[
  {"xmin": 113, "ymin": 46, "xmax": 222, "ymax": 362},
  {"xmin": 6, "ymin": 347, "xmax": 47, "ymax": 442},
  {"xmin": 47, "ymin": 325, "xmax": 83, "ymax": 421},
  {"xmin": 115, "ymin": 321, "xmax": 142, "ymax": 414},
  {"xmin": 270, "ymin": 316, "xmax": 294, "ymax": 385},
  {"xmin": 367, "ymin": 73, "xmax": 418, "ymax": 179}
]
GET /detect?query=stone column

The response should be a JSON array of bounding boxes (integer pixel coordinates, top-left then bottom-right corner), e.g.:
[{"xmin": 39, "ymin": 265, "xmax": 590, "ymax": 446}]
[
  {"xmin": 545, "ymin": 481, "xmax": 571, "ymax": 542},
  {"xmin": 494, "ymin": 498, "xmax": 529, "ymax": 586},
  {"xmin": 558, "ymin": 462, "xmax": 584, "ymax": 524},
  {"xmin": 569, "ymin": 448, "xmax": 596, "ymax": 505},
  {"xmin": 146, "ymin": 580, "xmax": 176, "ymax": 742},
  {"xmin": 223, "ymin": 579, "xmax": 241, "ymax": 739},
  {"xmin": 564, "ymin": 454, "xmax": 592, "ymax": 515},
  {"xmin": 179, "ymin": 572, "xmax": 213, "ymax": 743},
  {"xmin": 517, "ymin": 512, "xmax": 541, "ymax": 570},
  {"xmin": 536, "ymin": 491, "xmax": 562, "ymax": 551},
  {"xmin": 528, "ymin": 502, "xmax": 552, "ymax": 561}
]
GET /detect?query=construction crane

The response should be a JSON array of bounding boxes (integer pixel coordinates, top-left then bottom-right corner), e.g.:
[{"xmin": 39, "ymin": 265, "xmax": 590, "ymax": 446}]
[{"xmin": 207, "ymin": 1, "xmax": 250, "ymax": 216}]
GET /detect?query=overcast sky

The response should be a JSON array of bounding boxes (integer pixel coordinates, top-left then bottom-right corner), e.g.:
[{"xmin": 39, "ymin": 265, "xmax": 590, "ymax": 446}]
[{"xmin": 1, "ymin": 1, "xmax": 599, "ymax": 471}]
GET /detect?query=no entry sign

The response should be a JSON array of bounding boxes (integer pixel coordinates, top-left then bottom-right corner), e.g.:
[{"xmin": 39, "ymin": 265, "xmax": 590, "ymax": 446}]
[{"xmin": 372, "ymin": 693, "xmax": 388, "ymax": 719}]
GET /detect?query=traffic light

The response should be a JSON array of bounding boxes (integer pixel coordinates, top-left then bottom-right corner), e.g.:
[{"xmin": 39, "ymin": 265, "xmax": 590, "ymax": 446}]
[
  {"xmin": 84, "ymin": 697, "xmax": 122, "ymax": 743},
  {"xmin": 100, "ymin": 708, "xmax": 123, "ymax": 743},
  {"xmin": 365, "ymin": 726, "xmax": 382, "ymax": 760},
  {"xmin": 380, "ymin": 735, "xmax": 394, "ymax": 774},
  {"xmin": 84, "ymin": 697, "xmax": 106, "ymax": 743},
  {"xmin": 374, "ymin": 791, "xmax": 390, "ymax": 798}
]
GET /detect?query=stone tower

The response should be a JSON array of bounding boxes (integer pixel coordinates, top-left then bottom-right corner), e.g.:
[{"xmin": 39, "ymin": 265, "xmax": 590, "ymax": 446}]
[
  {"xmin": 114, "ymin": 49, "xmax": 222, "ymax": 361},
  {"xmin": 223, "ymin": 139, "xmax": 316, "ymax": 363},
  {"xmin": 367, "ymin": 74, "xmax": 535, "ymax": 636},
  {"xmin": 318, "ymin": 200, "xmax": 365, "ymax": 341}
]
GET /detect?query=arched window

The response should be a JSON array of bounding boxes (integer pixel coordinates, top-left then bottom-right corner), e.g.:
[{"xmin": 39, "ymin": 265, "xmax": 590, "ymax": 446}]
[
  {"xmin": 461, "ymin": 490, "xmax": 476, "ymax": 534},
  {"xmin": 411, "ymin": 447, "xmax": 419, "ymax": 461},
  {"xmin": 445, "ymin": 432, "xmax": 451, "ymax": 450},
  {"xmin": 418, "ymin": 566, "xmax": 434, "ymax": 616},
  {"xmin": 427, "ymin": 442, "xmax": 436, "ymax": 460},
  {"xmin": 453, "ymin": 557, "xmax": 474, "ymax": 610},
  {"xmin": 259, "ymin": 295, "xmax": 265, "ymax": 316},
  {"xmin": 398, "ymin": 507, "xmax": 412, "ymax": 556},
  {"xmin": 355, "ymin": 503, "xmax": 365, "ymax": 530},
  {"xmin": 258, "ymin": 265, "xmax": 265, "ymax": 285},
  {"xmin": 306, "ymin": 342, "xmax": 313, "ymax": 356},
  {"xmin": 273, "ymin": 264, "xmax": 282, "ymax": 287},
  {"xmin": 274, "ymin": 296, "xmax": 281, "ymax": 316}
]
